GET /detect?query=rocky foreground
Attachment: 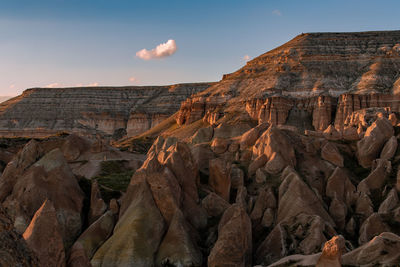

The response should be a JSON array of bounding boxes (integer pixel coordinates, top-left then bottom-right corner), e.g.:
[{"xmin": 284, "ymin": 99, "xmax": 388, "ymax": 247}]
[{"xmin": 1, "ymin": 30, "xmax": 400, "ymax": 266}]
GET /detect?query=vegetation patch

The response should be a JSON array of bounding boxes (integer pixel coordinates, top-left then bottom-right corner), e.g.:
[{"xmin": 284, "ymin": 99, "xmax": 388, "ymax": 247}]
[{"xmin": 93, "ymin": 160, "xmax": 134, "ymax": 196}]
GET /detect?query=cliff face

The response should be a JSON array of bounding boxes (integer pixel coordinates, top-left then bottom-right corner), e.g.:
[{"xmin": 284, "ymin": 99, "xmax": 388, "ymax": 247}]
[
  {"xmin": 176, "ymin": 31, "xmax": 400, "ymax": 131},
  {"xmin": 0, "ymin": 83, "xmax": 212, "ymax": 138}
]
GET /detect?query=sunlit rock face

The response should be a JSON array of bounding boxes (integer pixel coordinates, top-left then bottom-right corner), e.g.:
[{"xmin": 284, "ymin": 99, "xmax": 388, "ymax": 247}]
[
  {"xmin": 0, "ymin": 83, "xmax": 212, "ymax": 138},
  {"xmin": 177, "ymin": 31, "xmax": 400, "ymax": 131}
]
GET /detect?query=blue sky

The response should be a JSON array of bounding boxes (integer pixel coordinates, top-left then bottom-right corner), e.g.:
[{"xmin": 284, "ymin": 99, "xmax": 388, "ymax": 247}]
[{"xmin": 1, "ymin": 0, "xmax": 399, "ymax": 95}]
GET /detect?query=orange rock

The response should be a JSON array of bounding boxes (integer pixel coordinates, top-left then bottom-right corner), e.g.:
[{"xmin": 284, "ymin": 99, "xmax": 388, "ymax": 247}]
[
  {"xmin": 23, "ymin": 200, "xmax": 66, "ymax": 267},
  {"xmin": 316, "ymin": 235, "xmax": 345, "ymax": 267}
]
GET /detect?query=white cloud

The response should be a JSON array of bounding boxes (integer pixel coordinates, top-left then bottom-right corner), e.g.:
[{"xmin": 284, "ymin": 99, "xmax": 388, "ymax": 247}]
[
  {"xmin": 136, "ymin": 39, "xmax": 177, "ymax": 60},
  {"xmin": 76, "ymin": 82, "xmax": 99, "ymax": 87},
  {"xmin": 272, "ymin": 9, "xmax": 282, "ymax": 16},
  {"xmin": 129, "ymin": 76, "xmax": 138, "ymax": 83},
  {"xmin": 9, "ymin": 84, "xmax": 15, "ymax": 89},
  {"xmin": 243, "ymin": 55, "xmax": 250, "ymax": 61}
]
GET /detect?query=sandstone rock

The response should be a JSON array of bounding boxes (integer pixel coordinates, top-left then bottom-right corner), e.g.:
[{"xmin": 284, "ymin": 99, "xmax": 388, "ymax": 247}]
[
  {"xmin": 209, "ymin": 158, "xmax": 231, "ymax": 202},
  {"xmin": 389, "ymin": 113, "xmax": 397, "ymax": 125},
  {"xmin": 345, "ymin": 217, "xmax": 356, "ymax": 236},
  {"xmin": 213, "ymin": 122, "xmax": 252, "ymax": 139},
  {"xmin": 357, "ymin": 159, "xmax": 391, "ymax": 194},
  {"xmin": 230, "ymin": 165, "xmax": 244, "ymax": 188},
  {"xmin": 0, "ymin": 139, "xmax": 44, "ymax": 202},
  {"xmin": 4, "ymin": 148, "xmax": 84, "ymax": 247},
  {"xmin": 266, "ymin": 253, "xmax": 321, "ymax": 267},
  {"xmin": 88, "ymin": 180, "xmax": 107, "ymax": 225},
  {"xmin": 201, "ymin": 192, "xmax": 230, "ymax": 217},
  {"xmin": 355, "ymin": 193, "xmax": 374, "ymax": 221},
  {"xmin": 397, "ymin": 167, "xmax": 400, "ymax": 192},
  {"xmin": 68, "ymin": 211, "xmax": 115, "ymax": 266},
  {"xmin": 316, "ymin": 235, "xmax": 345, "ymax": 267},
  {"xmin": 250, "ymin": 187, "xmax": 276, "ymax": 222},
  {"xmin": 342, "ymin": 126, "xmax": 360, "ymax": 141},
  {"xmin": 256, "ymin": 213, "xmax": 334, "ymax": 265},
  {"xmin": 0, "ymin": 204, "xmax": 38, "ymax": 267},
  {"xmin": 210, "ymin": 137, "xmax": 229, "ymax": 154},
  {"xmin": 380, "ymin": 135, "xmax": 398, "ymax": 160},
  {"xmin": 378, "ymin": 188, "xmax": 399, "ymax": 214},
  {"xmin": 323, "ymin": 125, "xmax": 341, "ymax": 141},
  {"xmin": 329, "ymin": 197, "xmax": 347, "ymax": 230},
  {"xmin": 208, "ymin": 204, "xmax": 252, "ymax": 267},
  {"xmin": 326, "ymin": 167, "xmax": 357, "ymax": 207},
  {"xmin": 61, "ymin": 134, "xmax": 90, "ymax": 161},
  {"xmin": 342, "ymin": 232, "xmax": 400, "ymax": 266},
  {"xmin": 156, "ymin": 209, "xmax": 202, "ymax": 267},
  {"xmin": 23, "ymin": 200, "xmax": 66, "ymax": 267},
  {"xmin": 191, "ymin": 126, "xmax": 213, "ymax": 144},
  {"xmin": 321, "ymin": 142, "xmax": 344, "ymax": 167},
  {"xmin": 109, "ymin": 198, "xmax": 119, "ymax": 215},
  {"xmin": 261, "ymin": 208, "xmax": 275, "ymax": 228},
  {"xmin": 248, "ymin": 154, "xmax": 268, "ymax": 176},
  {"xmin": 255, "ymin": 168, "xmax": 267, "ymax": 184},
  {"xmin": 357, "ymin": 117, "xmax": 394, "ymax": 168},
  {"xmin": 236, "ymin": 186, "xmax": 248, "ymax": 208},
  {"xmin": 190, "ymin": 143, "xmax": 214, "ymax": 172},
  {"xmin": 253, "ymin": 126, "xmax": 296, "ymax": 173},
  {"xmin": 265, "ymin": 152, "xmax": 287, "ymax": 174},
  {"xmin": 239, "ymin": 123, "xmax": 269, "ymax": 149},
  {"xmin": 359, "ymin": 213, "xmax": 390, "ymax": 245},
  {"xmin": 91, "ymin": 178, "xmax": 165, "ymax": 267},
  {"xmin": 277, "ymin": 167, "xmax": 334, "ymax": 226}
]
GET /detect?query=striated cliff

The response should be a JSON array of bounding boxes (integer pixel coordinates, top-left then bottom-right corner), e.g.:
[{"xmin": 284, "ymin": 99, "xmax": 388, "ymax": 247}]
[
  {"xmin": 0, "ymin": 83, "xmax": 212, "ymax": 138},
  {"xmin": 176, "ymin": 31, "xmax": 400, "ymax": 131}
]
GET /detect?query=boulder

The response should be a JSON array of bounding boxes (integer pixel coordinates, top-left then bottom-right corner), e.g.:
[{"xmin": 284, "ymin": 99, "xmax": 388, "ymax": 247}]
[
  {"xmin": 316, "ymin": 235, "xmax": 345, "ymax": 267},
  {"xmin": 191, "ymin": 126, "xmax": 213, "ymax": 144},
  {"xmin": 355, "ymin": 193, "xmax": 374, "ymax": 221},
  {"xmin": 380, "ymin": 136, "xmax": 398, "ymax": 160},
  {"xmin": 250, "ymin": 187, "xmax": 276, "ymax": 222},
  {"xmin": 357, "ymin": 117, "xmax": 394, "ymax": 168},
  {"xmin": 261, "ymin": 208, "xmax": 275, "ymax": 228},
  {"xmin": 378, "ymin": 188, "xmax": 399, "ymax": 214},
  {"xmin": 325, "ymin": 167, "xmax": 357, "ymax": 207},
  {"xmin": 239, "ymin": 123, "xmax": 269, "ymax": 149},
  {"xmin": 277, "ymin": 167, "xmax": 334, "ymax": 226},
  {"xmin": 321, "ymin": 142, "xmax": 343, "ymax": 167},
  {"xmin": 68, "ymin": 211, "xmax": 116, "ymax": 266},
  {"xmin": 91, "ymin": 178, "xmax": 165, "ymax": 267},
  {"xmin": 22, "ymin": 200, "xmax": 65, "ymax": 267},
  {"xmin": 342, "ymin": 232, "xmax": 400, "ymax": 266},
  {"xmin": 329, "ymin": 197, "xmax": 347, "ymax": 230},
  {"xmin": 265, "ymin": 152, "xmax": 287, "ymax": 174},
  {"xmin": 253, "ymin": 126, "xmax": 296, "ymax": 173},
  {"xmin": 209, "ymin": 158, "xmax": 231, "ymax": 202},
  {"xmin": 61, "ymin": 134, "xmax": 90, "ymax": 161},
  {"xmin": 156, "ymin": 210, "xmax": 202, "ymax": 266},
  {"xmin": 358, "ymin": 213, "xmax": 390, "ymax": 245},
  {"xmin": 88, "ymin": 180, "xmax": 107, "ymax": 225},
  {"xmin": 342, "ymin": 126, "xmax": 360, "ymax": 141},
  {"xmin": 4, "ymin": 148, "xmax": 84, "ymax": 247},
  {"xmin": 230, "ymin": 165, "xmax": 244, "ymax": 189},
  {"xmin": 248, "ymin": 154, "xmax": 268, "ymax": 176},
  {"xmin": 323, "ymin": 125, "xmax": 341, "ymax": 141},
  {"xmin": 211, "ymin": 138, "xmax": 230, "ymax": 154},
  {"xmin": 256, "ymin": 213, "xmax": 334, "ymax": 265},
  {"xmin": 357, "ymin": 159, "xmax": 391, "ymax": 194},
  {"xmin": 190, "ymin": 143, "xmax": 215, "ymax": 172},
  {"xmin": 255, "ymin": 168, "xmax": 267, "ymax": 184},
  {"xmin": 208, "ymin": 204, "xmax": 252, "ymax": 267},
  {"xmin": 202, "ymin": 192, "xmax": 230, "ymax": 217}
]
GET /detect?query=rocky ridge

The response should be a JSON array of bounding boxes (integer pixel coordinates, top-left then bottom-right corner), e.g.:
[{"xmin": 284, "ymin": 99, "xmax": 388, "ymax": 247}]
[{"xmin": 0, "ymin": 83, "xmax": 212, "ymax": 138}]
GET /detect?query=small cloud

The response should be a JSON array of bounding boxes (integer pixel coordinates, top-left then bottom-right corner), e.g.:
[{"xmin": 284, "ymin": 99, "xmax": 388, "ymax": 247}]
[
  {"xmin": 9, "ymin": 84, "xmax": 15, "ymax": 89},
  {"xmin": 243, "ymin": 55, "xmax": 250, "ymax": 61},
  {"xmin": 136, "ymin": 39, "xmax": 177, "ymax": 60},
  {"xmin": 129, "ymin": 76, "xmax": 138, "ymax": 83},
  {"xmin": 272, "ymin": 9, "xmax": 282, "ymax": 16},
  {"xmin": 76, "ymin": 82, "xmax": 99, "ymax": 87},
  {"xmin": 45, "ymin": 83, "xmax": 62, "ymax": 88}
]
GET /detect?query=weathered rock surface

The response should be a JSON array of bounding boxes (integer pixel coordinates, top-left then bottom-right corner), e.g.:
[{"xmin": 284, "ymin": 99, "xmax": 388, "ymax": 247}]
[
  {"xmin": 22, "ymin": 200, "xmax": 66, "ymax": 267},
  {"xmin": 208, "ymin": 204, "xmax": 252, "ymax": 267},
  {"xmin": 91, "ymin": 178, "xmax": 165, "ymax": 267},
  {"xmin": 208, "ymin": 158, "xmax": 231, "ymax": 201},
  {"xmin": 316, "ymin": 235, "xmax": 345, "ymax": 267},
  {"xmin": 342, "ymin": 232, "xmax": 400, "ymax": 266},
  {"xmin": 321, "ymin": 142, "xmax": 343, "ymax": 167},
  {"xmin": 0, "ymin": 204, "xmax": 38, "ymax": 266}
]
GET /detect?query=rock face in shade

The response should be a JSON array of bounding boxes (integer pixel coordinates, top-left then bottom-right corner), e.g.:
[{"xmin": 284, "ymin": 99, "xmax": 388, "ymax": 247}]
[
  {"xmin": 0, "ymin": 204, "xmax": 38, "ymax": 267},
  {"xmin": 0, "ymin": 83, "xmax": 212, "ymax": 138},
  {"xmin": 22, "ymin": 200, "xmax": 66, "ymax": 267}
]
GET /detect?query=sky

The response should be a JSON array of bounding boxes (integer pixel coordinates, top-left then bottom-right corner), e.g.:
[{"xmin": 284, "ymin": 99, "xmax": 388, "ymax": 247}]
[{"xmin": 1, "ymin": 0, "xmax": 399, "ymax": 96}]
